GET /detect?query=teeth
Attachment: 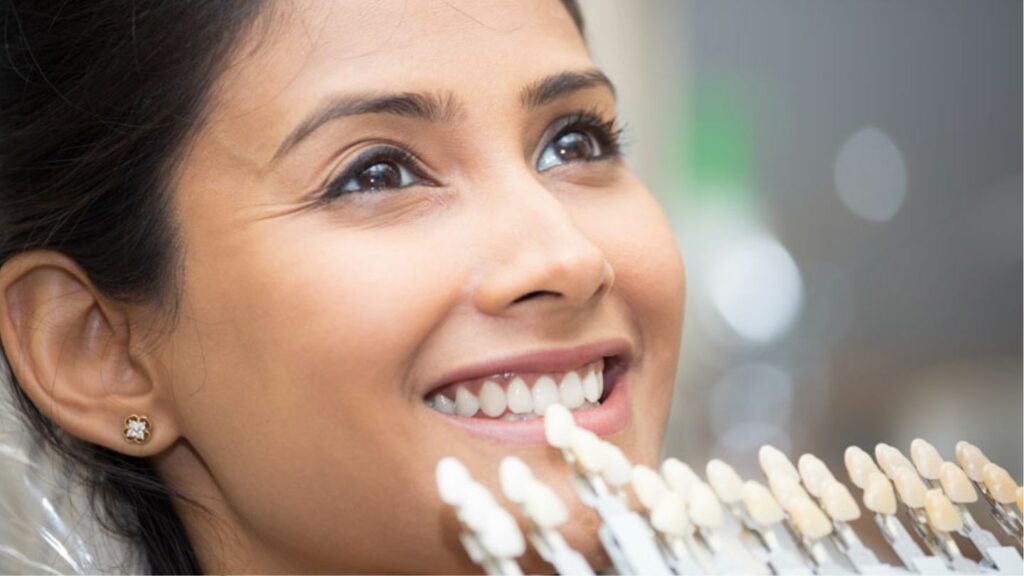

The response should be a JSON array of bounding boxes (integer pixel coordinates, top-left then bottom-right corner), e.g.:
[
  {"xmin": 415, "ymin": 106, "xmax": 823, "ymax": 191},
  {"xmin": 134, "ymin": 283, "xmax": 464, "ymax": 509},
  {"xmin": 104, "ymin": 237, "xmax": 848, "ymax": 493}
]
[
  {"xmin": 875, "ymin": 443, "xmax": 915, "ymax": 479},
  {"xmin": 558, "ymin": 371, "xmax": 585, "ymax": 409},
  {"xmin": 499, "ymin": 456, "xmax": 534, "ymax": 504},
  {"xmin": 910, "ymin": 438, "xmax": 943, "ymax": 480},
  {"xmin": 844, "ymin": 446, "xmax": 881, "ymax": 489},
  {"xmin": 741, "ymin": 480, "xmax": 786, "ymax": 527},
  {"xmin": 789, "ymin": 496, "xmax": 833, "ymax": 540},
  {"xmin": 429, "ymin": 363, "xmax": 608, "ymax": 419},
  {"xmin": 924, "ymin": 488, "xmax": 963, "ymax": 533},
  {"xmin": 939, "ymin": 462, "xmax": 977, "ymax": 504},
  {"xmin": 688, "ymin": 482, "xmax": 724, "ymax": 528},
  {"xmin": 543, "ymin": 403, "xmax": 575, "ymax": 448},
  {"xmin": 981, "ymin": 462, "xmax": 1019, "ymax": 504},
  {"xmin": 893, "ymin": 467, "xmax": 927, "ymax": 509},
  {"xmin": 582, "ymin": 368, "xmax": 604, "ymax": 403},
  {"xmin": 506, "ymin": 377, "xmax": 533, "ymax": 414},
  {"xmin": 769, "ymin": 473, "xmax": 810, "ymax": 511},
  {"xmin": 863, "ymin": 471, "xmax": 898, "ymax": 515},
  {"xmin": 820, "ymin": 478, "xmax": 861, "ymax": 522},
  {"xmin": 523, "ymin": 480, "xmax": 569, "ymax": 530},
  {"xmin": 631, "ymin": 465, "xmax": 669, "ymax": 511},
  {"xmin": 455, "ymin": 386, "xmax": 479, "ymax": 417},
  {"xmin": 478, "ymin": 380, "xmax": 507, "ymax": 417},
  {"xmin": 651, "ymin": 490, "xmax": 692, "ymax": 537},
  {"xmin": 797, "ymin": 453, "xmax": 835, "ymax": 498},
  {"xmin": 706, "ymin": 459, "xmax": 744, "ymax": 504},
  {"xmin": 531, "ymin": 376, "xmax": 560, "ymax": 415},
  {"xmin": 955, "ymin": 441, "xmax": 990, "ymax": 482},
  {"xmin": 759, "ymin": 445, "xmax": 801, "ymax": 483},
  {"xmin": 431, "ymin": 393, "xmax": 456, "ymax": 414},
  {"xmin": 661, "ymin": 458, "xmax": 700, "ymax": 501},
  {"xmin": 601, "ymin": 442, "xmax": 633, "ymax": 488}
]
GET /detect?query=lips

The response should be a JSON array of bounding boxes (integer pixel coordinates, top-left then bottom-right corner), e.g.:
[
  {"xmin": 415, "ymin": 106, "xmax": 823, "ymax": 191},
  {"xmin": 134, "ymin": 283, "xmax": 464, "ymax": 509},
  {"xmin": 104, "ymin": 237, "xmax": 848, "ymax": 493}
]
[{"xmin": 421, "ymin": 338, "xmax": 635, "ymax": 443}]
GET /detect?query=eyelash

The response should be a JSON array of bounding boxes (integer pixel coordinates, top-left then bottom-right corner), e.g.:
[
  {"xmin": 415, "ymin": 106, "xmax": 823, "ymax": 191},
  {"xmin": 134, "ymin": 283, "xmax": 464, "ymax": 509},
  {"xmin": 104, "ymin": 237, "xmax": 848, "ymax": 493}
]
[{"xmin": 317, "ymin": 110, "xmax": 626, "ymax": 203}]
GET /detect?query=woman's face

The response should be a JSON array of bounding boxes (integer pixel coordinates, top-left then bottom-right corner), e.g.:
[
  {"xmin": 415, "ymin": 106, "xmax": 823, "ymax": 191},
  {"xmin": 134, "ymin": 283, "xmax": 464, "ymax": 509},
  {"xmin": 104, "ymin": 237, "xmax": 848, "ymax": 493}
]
[{"xmin": 158, "ymin": 0, "xmax": 685, "ymax": 571}]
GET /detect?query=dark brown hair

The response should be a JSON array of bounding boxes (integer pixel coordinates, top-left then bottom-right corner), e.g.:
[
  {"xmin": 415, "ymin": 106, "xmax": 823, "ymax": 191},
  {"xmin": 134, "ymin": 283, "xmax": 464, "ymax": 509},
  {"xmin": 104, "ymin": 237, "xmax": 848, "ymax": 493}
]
[{"xmin": 0, "ymin": 1, "xmax": 584, "ymax": 573}]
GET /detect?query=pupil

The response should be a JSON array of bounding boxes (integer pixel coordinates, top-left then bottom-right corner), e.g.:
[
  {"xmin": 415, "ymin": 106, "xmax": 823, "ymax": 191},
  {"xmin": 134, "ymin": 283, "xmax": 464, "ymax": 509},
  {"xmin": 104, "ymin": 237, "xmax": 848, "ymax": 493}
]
[
  {"xmin": 556, "ymin": 132, "xmax": 594, "ymax": 161},
  {"xmin": 360, "ymin": 162, "xmax": 401, "ymax": 189}
]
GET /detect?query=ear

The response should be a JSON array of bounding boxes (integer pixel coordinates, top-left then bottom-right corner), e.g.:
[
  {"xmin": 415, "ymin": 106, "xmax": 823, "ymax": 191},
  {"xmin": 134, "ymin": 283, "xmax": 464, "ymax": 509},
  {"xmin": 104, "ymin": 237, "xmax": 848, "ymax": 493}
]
[{"xmin": 0, "ymin": 250, "xmax": 179, "ymax": 455}]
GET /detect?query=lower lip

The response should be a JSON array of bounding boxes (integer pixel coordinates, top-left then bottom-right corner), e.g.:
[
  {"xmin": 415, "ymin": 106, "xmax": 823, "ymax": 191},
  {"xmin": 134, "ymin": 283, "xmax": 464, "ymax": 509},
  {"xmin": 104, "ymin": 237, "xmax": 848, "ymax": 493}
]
[{"xmin": 428, "ymin": 369, "xmax": 631, "ymax": 444}]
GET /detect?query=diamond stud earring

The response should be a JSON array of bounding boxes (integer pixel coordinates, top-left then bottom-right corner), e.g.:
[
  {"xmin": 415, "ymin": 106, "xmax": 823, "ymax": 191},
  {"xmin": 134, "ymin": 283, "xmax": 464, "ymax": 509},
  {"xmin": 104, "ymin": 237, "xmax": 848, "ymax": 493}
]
[{"xmin": 123, "ymin": 414, "xmax": 152, "ymax": 445}]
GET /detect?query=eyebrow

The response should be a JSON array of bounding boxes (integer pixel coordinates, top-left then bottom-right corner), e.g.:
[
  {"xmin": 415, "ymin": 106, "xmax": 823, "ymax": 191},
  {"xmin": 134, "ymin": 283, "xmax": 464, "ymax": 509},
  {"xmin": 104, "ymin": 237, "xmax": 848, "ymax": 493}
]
[{"xmin": 270, "ymin": 68, "xmax": 617, "ymax": 163}]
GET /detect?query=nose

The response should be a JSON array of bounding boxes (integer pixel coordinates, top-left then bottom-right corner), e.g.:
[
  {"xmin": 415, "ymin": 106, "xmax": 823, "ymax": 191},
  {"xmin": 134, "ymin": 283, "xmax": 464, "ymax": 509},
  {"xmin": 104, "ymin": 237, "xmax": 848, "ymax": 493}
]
[{"xmin": 472, "ymin": 182, "xmax": 615, "ymax": 318}]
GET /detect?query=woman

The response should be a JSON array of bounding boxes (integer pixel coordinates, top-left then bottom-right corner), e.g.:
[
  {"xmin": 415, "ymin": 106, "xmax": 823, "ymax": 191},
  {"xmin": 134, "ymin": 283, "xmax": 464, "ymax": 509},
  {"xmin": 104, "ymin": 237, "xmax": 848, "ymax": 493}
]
[{"xmin": 0, "ymin": 0, "xmax": 686, "ymax": 573}]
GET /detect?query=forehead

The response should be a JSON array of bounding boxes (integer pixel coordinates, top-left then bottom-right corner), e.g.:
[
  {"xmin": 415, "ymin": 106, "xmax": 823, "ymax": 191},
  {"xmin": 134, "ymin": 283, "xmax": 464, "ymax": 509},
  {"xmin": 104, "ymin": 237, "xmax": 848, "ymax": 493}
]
[{"xmin": 204, "ymin": 0, "xmax": 589, "ymax": 163}]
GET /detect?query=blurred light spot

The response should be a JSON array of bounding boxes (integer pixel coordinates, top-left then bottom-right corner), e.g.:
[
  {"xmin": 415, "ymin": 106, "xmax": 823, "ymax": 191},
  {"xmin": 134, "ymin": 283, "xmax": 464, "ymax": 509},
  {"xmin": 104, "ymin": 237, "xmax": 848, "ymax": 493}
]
[
  {"xmin": 707, "ymin": 232, "xmax": 803, "ymax": 343},
  {"xmin": 710, "ymin": 363, "xmax": 794, "ymax": 435},
  {"xmin": 834, "ymin": 126, "xmax": 907, "ymax": 222}
]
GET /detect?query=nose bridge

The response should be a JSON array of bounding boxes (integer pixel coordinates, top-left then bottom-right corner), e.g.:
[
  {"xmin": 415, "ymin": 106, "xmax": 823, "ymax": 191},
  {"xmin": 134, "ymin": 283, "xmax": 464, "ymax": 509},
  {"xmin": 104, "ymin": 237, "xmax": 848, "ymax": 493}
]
[{"xmin": 471, "ymin": 170, "xmax": 614, "ymax": 316}]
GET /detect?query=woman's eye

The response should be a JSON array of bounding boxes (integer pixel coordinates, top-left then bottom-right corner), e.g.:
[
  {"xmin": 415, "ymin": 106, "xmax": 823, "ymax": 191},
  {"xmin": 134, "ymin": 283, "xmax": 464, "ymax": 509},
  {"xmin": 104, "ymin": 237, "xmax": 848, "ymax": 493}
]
[
  {"xmin": 322, "ymin": 147, "xmax": 429, "ymax": 200},
  {"xmin": 536, "ymin": 114, "xmax": 624, "ymax": 172}
]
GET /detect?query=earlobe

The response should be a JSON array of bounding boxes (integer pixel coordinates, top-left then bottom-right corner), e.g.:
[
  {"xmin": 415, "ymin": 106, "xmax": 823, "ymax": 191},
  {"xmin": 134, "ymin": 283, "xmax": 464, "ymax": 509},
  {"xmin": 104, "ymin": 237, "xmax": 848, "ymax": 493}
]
[{"xmin": 0, "ymin": 250, "xmax": 179, "ymax": 456}]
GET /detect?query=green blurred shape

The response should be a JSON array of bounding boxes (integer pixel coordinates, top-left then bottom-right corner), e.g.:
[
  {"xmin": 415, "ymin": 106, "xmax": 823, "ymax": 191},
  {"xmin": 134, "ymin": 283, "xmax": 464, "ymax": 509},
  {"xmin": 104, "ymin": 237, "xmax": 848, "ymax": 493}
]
[{"xmin": 672, "ymin": 79, "xmax": 754, "ymax": 207}]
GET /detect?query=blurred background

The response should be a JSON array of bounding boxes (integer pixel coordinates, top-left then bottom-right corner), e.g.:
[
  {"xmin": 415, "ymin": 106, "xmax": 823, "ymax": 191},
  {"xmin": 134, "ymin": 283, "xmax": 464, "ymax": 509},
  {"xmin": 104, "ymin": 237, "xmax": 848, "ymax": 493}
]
[{"xmin": 580, "ymin": 0, "xmax": 1022, "ymax": 485}]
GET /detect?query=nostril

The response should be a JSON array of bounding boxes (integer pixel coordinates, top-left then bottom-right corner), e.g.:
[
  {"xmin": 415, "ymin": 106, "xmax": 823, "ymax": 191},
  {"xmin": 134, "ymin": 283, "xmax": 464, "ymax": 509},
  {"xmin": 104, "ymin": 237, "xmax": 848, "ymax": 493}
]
[{"xmin": 511, "ymin": 290, "xmax": 558, "ymax": 304}]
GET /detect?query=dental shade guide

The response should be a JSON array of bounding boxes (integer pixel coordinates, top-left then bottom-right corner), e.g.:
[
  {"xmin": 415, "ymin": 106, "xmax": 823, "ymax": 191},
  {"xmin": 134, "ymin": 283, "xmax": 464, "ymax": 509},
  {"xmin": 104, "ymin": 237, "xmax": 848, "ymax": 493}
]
[
  {"xmin": 437, "ymin": 434, "xmax": 1022, "ymax": 575},
  {"xmin": 435, "ymin": 457, "xmax": 526, "ymax": 575},
  {"xmin": 498, "ymin": 456, "xmax": 595, "ymax": 575},
  {"xmin": 544, "ymin": 404, "xmax": 674, "ymax": 576}
]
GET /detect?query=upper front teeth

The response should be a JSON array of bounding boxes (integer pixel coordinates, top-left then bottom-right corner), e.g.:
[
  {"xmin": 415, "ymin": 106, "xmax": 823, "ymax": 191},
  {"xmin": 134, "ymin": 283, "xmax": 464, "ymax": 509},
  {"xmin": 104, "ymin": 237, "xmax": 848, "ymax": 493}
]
[{"xmin": 426, "ymin": 362, "xmax": 605, "ymax": 419}]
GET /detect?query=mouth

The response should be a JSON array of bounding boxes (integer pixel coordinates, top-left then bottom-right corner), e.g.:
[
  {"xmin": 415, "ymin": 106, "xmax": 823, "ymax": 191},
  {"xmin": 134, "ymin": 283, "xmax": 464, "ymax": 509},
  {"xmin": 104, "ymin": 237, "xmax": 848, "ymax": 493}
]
[{"xmin": 422, "ymin": 339, "xmax": 633, "ymax": 443}]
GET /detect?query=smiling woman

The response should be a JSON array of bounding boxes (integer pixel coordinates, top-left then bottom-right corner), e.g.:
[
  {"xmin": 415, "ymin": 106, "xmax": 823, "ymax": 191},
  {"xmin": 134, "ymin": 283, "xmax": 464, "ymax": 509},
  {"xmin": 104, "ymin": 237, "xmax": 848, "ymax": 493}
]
[{"xmin": 0, "ymin": 0, "xmax": 685, "ymax": 574}]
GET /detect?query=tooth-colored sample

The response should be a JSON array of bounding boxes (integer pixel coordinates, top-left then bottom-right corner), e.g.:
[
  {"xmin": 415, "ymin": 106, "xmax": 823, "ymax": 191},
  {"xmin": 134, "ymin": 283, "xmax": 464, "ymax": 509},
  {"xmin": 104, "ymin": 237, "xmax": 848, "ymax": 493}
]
[
  {"xmin": 955, "ymin": 441, "xmax": 990, "ymax": 482},
  {"xmin": 798, "ymin": 453, "xmax": 835, "ymax": 498},
  {"xmin": 499, "ymin": 456, "xmax": 534, "ymax": 504},
  {"xmin": 742, "ymin": 480, "xmax": 785, "ymax": 527},
  {"xmin": 479, "ymin": 506, "xmax": 526, "ymax": 559},
  {"xmin": 531, "ymin": 376, "xmax": 560, "ymax": 415},
  {"xmin": 845, "ymin": 446, "xmax": 881, "ymax": 489},
  {"xmin": 651, "ymin": 490, "xmax": 692, "ymax": 537},
  {"xmin": 602, "ymin": 443, "xmax": 633, "ymax": 487},
  {"xmin": 688, "ymin": 482, "xmax": 724, "ymax": 528},
  {"xmin": 876, "ymin": 444, "xmax": 915, "ymax": 479},
  {"xmin": 910, "ymin": 439, "xmax": 943, "ymax": 480},
  {"xmin": 460, "ymin": 481, "xmax": 498, "ymax": 531},
  {"xmin": 582, "ymin": 369, "xmax": 603, "ymax": 403},
  {"xmin": 506, "ymin": 377, "xmax": 533, "ymax": 414},
  {"xmin": 706, "ymin": 459, "xmax": 744, "ymax": 504},
  {"xmin": 570, "ymin": 427, "xmax": 607, "ymax": 474},
  {"xmin": 558, "ymin": 372, "xmax": 585, "ymax": 409},
  {"xmin": 455, "ymin": 386, "xmax": 479, "ymax": 417},
  {"xmin": 436, "ymin": 457, "xmax": 471, "ymax": 506},
  {"xmin": 922, "ymin": 488, "xmax": 962, "ymax": 533},
  {"xmin": 820, "ymin": 478, "xmax": 861, "ymax": 522},
  {"xmin": 938, "ymin": 462, "xmax": 977, "ymax": 504},
  {"xmin": 544, "ymin": 403, "xmax": 575, "ymax": 448},
  {"xmin": 769, "ymin": 473, "xmax": 809, "ymax": 511},
  {"xmin": 893, "ymin": 467, "xmax": 927, "ymax": 509},
  {"xmin": 863, "ymin": 472, "xmax": 898, "ymax": 515},
  {"xmin": 431, "ymin": 394, "xmax": 456, "ymax": 414},
  {"xmin": 661, "ymin": 458, "xmax": 699, "ymax": 500},
  {"xmin": 759, "ymin": 445, "xmax": 801, "ymax": 483},
  {"xmin": 478, "ymin": 380, "xmax": 507, "ymax": 417},
  {"xmin": 981, "ymin": 463, "xmax": 1019, "ymax": 504},
  {"xmin": 632, "ymin": 465, "xmax": 669, "ymax": 511},
  {"xmin": 523, "ymin": 480, "xmax": 569, "ymax": 529},
  {"xmin": 790, "ymin": 496, "xmax": 833, "ymax": 540}
]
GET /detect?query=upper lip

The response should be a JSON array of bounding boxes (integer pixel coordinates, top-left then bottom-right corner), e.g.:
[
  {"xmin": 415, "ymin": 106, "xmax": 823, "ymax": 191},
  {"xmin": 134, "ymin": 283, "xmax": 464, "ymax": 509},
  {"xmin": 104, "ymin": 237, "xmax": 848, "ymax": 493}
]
[{"xmin": 423, "ymin": 337, "xmax": 635, "ymax": 397}]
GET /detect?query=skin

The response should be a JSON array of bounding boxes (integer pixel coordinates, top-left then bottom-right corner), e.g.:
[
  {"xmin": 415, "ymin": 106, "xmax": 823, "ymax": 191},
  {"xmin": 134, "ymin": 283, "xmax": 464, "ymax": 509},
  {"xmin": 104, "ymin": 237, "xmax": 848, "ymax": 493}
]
[{"xmin": 0, "ymin": 0, "xmax": 685, "ymax": 572}]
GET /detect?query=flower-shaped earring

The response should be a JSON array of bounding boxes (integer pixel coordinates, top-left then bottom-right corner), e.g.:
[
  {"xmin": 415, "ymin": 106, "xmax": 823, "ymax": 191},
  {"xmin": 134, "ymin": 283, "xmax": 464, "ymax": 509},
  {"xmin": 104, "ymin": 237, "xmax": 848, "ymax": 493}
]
[{"xmin": 123, "ymin": 414, "xmax": 152, "ymax": 445}]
